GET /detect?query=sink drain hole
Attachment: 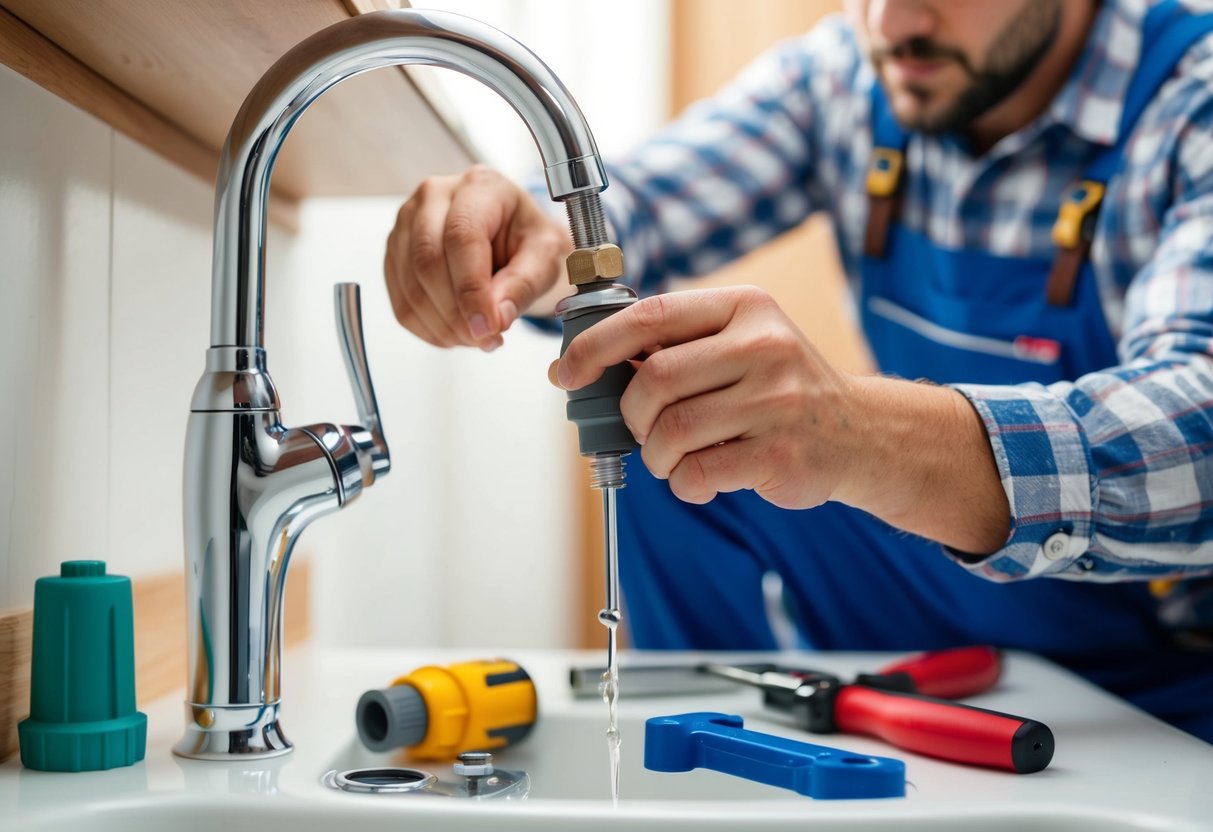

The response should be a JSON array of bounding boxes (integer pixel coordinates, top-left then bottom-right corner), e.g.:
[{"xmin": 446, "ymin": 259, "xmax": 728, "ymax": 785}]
[{"xmin": 327, "ymin": 766, "xmax": 438, "ymax": 794}]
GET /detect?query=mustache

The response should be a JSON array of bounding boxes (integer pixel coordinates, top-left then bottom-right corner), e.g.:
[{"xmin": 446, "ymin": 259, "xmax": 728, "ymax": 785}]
[{"xmin": 871, "ymin": 37, "xmax": 974, "ymax": 74}]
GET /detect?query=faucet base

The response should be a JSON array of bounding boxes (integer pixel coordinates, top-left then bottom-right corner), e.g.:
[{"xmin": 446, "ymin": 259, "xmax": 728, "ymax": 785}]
[{"xmin": 172, "ymin": 702, "xmax": 293, "ymax": 760}]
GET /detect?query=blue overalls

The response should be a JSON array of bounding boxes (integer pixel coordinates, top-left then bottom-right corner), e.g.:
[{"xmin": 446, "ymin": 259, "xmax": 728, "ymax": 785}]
[{"xmin": 616, "ymin": 1, "xmax": 1213, "ymax": 742}]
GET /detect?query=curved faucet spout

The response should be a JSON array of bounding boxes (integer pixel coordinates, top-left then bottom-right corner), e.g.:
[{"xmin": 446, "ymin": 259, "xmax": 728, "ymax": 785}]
[
  {"xmin": 181, "ymin": 9, "xmax": 616, "ymax": 761},
  {"xmin": 211, "ymin": 8, "xmax": 608, "ymax": 350}
]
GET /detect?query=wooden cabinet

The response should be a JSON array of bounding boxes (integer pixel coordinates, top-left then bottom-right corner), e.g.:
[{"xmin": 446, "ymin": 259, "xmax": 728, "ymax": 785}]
[{"xmin": 0, "ymin": 0, "xmax": 476, "ymax": 221}]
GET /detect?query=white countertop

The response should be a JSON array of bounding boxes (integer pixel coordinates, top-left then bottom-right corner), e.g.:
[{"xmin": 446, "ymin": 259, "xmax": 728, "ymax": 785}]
[{"xmin": 2, "ymin": 647, "xmax": 1212, "ymax": 831}]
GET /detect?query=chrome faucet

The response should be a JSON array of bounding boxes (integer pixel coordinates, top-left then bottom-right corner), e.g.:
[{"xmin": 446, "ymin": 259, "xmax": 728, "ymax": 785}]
[{"xmin": 175, "ymin": 8, "xmax": 615, "ymax": 760}]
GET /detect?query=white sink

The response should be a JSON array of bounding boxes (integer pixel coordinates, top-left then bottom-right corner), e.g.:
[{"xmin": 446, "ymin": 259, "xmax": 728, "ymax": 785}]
[
  {"xmin": 3, "ymin": 647, "xmax": 1212, "ymax": 831},
  {"xmin": 327, "ymin": 709, "xmax": 810, "ymax": 803}
]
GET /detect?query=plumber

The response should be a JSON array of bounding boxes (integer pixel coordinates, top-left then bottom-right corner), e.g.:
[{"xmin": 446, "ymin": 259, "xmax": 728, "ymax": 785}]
[{"xmin": 384, "ymin": 0, "xmax": 1213, "ymax": 742}]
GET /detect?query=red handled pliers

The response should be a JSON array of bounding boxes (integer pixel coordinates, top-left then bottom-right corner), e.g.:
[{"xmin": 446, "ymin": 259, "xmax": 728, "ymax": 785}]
[{"xmin": 706, "ymin": 646, "xmax": 1054, "ymax": 773}]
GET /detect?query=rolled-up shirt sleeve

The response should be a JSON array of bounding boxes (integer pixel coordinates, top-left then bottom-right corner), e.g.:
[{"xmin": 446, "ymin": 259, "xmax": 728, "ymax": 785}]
[{"xmin": 952, "ymin": 98, "xmax": 1213, "ymax": 582}]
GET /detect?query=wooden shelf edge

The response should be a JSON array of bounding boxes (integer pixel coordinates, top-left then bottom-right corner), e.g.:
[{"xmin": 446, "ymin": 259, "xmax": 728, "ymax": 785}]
[
  {"xmin": 340, "ymin": 0, "xmax": 483, "ymax": 167},
  {"xmin": 0, "ymin": 5, "xmax": 301, "ymax": 230}
]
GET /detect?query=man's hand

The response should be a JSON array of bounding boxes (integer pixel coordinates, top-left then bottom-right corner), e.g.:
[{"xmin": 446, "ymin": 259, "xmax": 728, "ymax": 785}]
[
  {"xmin": 554, "ymin": 285, "xmax": 1011, "ymax": 554},
  {"xmin": 385, "ymin": 166, "xmax": 571, "ymax": 351},
  {"xmin": 557, "ymin": 286, "xmax": 858, "ymax": 509}
]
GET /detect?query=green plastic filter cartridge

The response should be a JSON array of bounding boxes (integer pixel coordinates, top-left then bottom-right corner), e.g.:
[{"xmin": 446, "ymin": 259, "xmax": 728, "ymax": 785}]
[{"xmin": 18, "ymin": 560, "xmax": 147, "ymax": 771}]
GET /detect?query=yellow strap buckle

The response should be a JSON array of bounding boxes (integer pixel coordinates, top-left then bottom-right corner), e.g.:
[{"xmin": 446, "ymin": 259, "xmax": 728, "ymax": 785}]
[
  {"xmin": 1150, "ymin": 578, "xmax": 1179, "ymax": 599},
  {"xmin": 1052, "ymin": 180, "xmax": 1105, "ymax": 249},
  {"xmin": 866, "ymin": 147, "xmax": 904, "ymax": 198}
]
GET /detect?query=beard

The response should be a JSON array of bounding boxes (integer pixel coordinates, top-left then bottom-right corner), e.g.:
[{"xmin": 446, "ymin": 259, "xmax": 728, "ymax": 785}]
[{"xmin": 871, "ymin": 0, "xmax": 1063, "ymax": 134}]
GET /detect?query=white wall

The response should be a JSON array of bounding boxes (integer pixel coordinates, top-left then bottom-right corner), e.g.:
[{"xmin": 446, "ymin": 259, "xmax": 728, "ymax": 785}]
[
  {"xmin": 0, "ymin": 64, "xmax": 296, "ymax": 608},
  {"xmin": 272, "ymin": 198, "xmax": 580, "ymax": 649},
  {"xmin": 0, "ymin": 0, "xmax": 670, "ymax": 652},
  {"xmin": 412, "ymin": 0, "xmax": 671, "ymax": 180},
  {"xmin": 1, "ymin": 63, "xmax": 112, "ymax": 607}
]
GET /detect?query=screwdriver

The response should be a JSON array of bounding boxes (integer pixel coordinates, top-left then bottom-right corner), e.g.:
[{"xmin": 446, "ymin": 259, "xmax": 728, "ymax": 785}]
[{"xmin": 555, "ymin": 236, "xmax": 639, "ymax": 805}]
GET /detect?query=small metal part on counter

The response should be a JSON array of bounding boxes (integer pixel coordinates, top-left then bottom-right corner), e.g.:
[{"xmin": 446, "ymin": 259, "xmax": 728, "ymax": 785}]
[
  {"xmin": 355, "ymin": 659, "xmax": 537, "ymax": 760},
  {"xmin": 18, "ymin": 561, "xmax": 147, "ymax": 772},
  {"xmin": 644, "ymin": 712, "xmax": 906, "ymax": 799},
  {"xmin": 453, "ymin": 750, "xmax": 495, "ymax": 777},
  {"xmin": 322, "ymin": 762, "xmax": 530, "ymax": 800},
  {"xmin": 569, "ymin": 662, "xmax": 740, "ymax": 699},
  {"xmin": 454, "ymin": 751, "xmax": 495, "ymax": 795}
]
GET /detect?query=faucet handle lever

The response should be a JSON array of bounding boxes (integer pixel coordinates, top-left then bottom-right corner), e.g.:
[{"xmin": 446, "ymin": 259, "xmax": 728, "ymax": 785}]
[{"xmin": 335, "ymin": 282, "xmax": 390, "ymax": 475}]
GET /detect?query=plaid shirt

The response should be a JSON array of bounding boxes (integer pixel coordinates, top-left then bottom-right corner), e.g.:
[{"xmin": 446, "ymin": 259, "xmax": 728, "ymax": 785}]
[{"xmin": 597, "ymin": 0, "xmax": 1213, "ymax": 583}]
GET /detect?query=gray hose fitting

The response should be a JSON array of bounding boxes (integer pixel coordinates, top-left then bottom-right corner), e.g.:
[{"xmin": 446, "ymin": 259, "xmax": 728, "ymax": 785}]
[{"xmin": 556, "ymin": 284, "xmax": 639, "ymax": 458}]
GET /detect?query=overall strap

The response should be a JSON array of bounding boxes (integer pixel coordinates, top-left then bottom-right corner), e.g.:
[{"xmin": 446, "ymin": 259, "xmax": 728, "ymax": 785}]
[
  {"xmin": 1048, "ymin": 0, "xmax": 1213, "ymax": 304},
  {"xmin": 863, "ymin": 82, "xmax": 909, "ymax": 257},
  {"xmin": 863, "ymin": 0, "xmax": 1213, "ymax": 291}
]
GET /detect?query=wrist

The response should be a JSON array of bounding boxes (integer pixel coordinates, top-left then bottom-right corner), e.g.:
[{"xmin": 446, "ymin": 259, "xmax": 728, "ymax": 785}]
[
  {"xmin": 831, "ymin": 375, "xmax": 1010, "ymax": 554},
  {"xmin": 830, "ymin": 374, "xmax": 926, "ymax": 516}
]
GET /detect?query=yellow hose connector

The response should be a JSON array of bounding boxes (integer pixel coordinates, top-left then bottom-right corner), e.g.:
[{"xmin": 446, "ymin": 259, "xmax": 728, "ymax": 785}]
[{"xmin": 356, "ymin": 659, "xmax": 537, "ymax": 761}]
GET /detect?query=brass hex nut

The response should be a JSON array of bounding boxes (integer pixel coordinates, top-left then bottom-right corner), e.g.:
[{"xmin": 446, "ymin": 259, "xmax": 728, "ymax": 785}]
[{"xmin": 566, "ymin": 243, "xmax": 625, "ymax": 285}]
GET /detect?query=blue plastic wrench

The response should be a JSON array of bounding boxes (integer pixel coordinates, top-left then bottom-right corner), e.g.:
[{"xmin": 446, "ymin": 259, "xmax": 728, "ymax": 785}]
[{"xmin": 645, "ymin": 712, "xmax": 905, "ymax": 799}]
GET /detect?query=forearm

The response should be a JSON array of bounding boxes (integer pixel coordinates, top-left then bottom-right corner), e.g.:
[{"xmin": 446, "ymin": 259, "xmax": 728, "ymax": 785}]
[{"xmin": 835, "ymin": 375, "xmax": 1011, "ymax": 555}]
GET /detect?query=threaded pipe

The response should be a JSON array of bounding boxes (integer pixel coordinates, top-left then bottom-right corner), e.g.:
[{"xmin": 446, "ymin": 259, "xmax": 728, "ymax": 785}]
[
  {"xmin": 588, "ymin": 454, "xmax": 627, "ymax": 490},
  {"xmin": 565, "ymin": 191, "xmax": 610, "ymax": 249}
]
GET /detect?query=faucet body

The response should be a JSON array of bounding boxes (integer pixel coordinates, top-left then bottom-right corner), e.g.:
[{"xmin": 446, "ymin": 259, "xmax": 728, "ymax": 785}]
[{"xmin": 176, "ymin": 9, "xmax": 613, "ymax": 760}]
